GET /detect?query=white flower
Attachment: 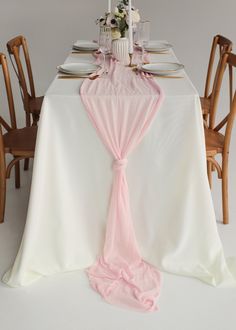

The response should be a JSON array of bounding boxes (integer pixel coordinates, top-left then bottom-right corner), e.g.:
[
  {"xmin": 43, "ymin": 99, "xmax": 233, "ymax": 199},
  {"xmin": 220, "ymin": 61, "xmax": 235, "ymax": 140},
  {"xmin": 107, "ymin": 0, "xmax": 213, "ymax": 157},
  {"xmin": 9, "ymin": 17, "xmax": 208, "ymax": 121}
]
[
  {"xmin": 114, "ymin": 7, "xmax": 126, "ymax": 18},
  {"xmin": 96, "ymin": 16, "xmax": 106, "ymax": 26},
  {"xmin": 105, "ymin": 13, "xmax": 118, "ymax": 27},
  {"xmin": 111, "ymin": 28, "xmax": 121, "ymax": 40},
  {"xmin": 105, "ymin": 13, "xmax": 112, "ymax": 25},
  {"xmin": 132, "ymin": 9, "xmax": 141, "ymax": 23},
  {"xmin": 126, "ymin": 9, "xmax": 140, "ymax": 25}
]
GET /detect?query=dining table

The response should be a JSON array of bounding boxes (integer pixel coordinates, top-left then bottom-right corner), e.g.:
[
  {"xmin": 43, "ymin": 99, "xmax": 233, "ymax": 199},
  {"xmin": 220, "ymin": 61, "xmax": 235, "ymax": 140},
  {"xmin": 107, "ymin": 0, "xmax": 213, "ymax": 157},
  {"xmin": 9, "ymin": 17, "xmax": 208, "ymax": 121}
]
[{"xmin": 3, "ymin": 43, "xmax": 236, "ymax": 302}]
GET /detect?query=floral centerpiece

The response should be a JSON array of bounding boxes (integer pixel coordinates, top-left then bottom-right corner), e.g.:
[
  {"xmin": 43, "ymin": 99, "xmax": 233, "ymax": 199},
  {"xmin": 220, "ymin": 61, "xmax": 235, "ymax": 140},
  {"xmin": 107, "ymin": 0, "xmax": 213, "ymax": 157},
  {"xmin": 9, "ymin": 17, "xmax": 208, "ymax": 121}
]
[{"xmin": 97, "ymin": 0, "xmax": 140, "ymax": 39}]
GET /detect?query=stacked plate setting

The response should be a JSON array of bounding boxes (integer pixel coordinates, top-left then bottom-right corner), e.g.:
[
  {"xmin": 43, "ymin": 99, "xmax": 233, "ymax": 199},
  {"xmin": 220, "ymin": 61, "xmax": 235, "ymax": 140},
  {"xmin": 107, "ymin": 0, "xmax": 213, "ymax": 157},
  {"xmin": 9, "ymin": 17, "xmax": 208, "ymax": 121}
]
[
  {"xmin": 57, "ymin": 63, "xmax": 100, "ymax": 77},
  {"xmin": 139, "ymin": 41, "xmax": 172, "ymax": 53},
  {"xmin": 141, "ymin": 62, "xmax": 184, "ymax": 76},
  {"xmin": 73, "ymin": 40, "xmax": 99, "ymax": 52}
]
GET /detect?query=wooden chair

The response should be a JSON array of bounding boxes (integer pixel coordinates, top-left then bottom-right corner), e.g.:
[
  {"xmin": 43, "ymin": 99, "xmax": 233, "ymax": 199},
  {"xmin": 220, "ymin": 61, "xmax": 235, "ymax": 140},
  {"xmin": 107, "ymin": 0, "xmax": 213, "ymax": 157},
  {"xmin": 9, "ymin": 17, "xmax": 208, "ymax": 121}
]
[
  {"xmin": 201, "ymin": 35, "xmax": 232, "ymax": 121},
  {"xmin": 7, "ymin": 35, "xmax": 43, "ymax": 170},
  {"xmin": 7, "ymin": 35, "xmax": 43, "ymax": 127},
  {"xmin": 0, "ymin": 53, "xmax": 37, "ymax": 223},
  {"xmin": 205, "ymin": 52, "xmax": 236, "ymax": 224}
]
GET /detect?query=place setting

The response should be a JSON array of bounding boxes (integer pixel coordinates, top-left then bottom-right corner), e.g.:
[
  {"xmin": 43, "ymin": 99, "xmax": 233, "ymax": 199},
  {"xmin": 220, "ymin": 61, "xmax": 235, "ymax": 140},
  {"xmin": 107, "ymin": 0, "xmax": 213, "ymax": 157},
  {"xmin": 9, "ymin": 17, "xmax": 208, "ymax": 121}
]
[
  {"xmin": 135, "ymin": 40, "xmax": 173, "ymax": 54},
  {"xmin": 143, "ymin": 40, "xmax": 173, "ymax": 53},
  {"xmin": 56, "ymin": 2, "xmax": 184, "ymax": 82},
  {"xmin": 57, "ymin": 62, "xmax": 102, "ymax": 79},
  {"xmin": 138, "ymin": 62, "xmax": 185, "ymax": 79},
  {"xmin": 71, "ymin": 40, "xmax": 99, "ymax": 54},
  {"xmin": 57, "ymin": 27, "xmax": 112, "ymax": 79},
  {"xmin": 57, "ymin": 40, "xmax": 184, "ymax": 81}
]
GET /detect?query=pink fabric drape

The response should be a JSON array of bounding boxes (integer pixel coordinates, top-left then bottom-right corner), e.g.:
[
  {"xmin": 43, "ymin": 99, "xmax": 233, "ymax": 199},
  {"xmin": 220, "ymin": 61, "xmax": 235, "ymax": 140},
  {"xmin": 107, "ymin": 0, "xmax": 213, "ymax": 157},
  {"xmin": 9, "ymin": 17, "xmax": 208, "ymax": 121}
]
[{"xmin": 80, "ymin": 60, "xmax": 164, "ymax": 312}]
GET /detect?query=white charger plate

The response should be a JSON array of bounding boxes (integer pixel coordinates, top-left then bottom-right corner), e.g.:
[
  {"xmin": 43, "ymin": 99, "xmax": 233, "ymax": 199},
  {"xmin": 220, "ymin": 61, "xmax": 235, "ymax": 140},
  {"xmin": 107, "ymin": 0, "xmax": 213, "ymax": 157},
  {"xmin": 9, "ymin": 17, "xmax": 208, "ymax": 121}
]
[
  {"xmin": 73, "ymin": 40, "xmax": 98, "ymax": 51},
  {"xmin": 141, "ymin": 62, "xmax": 184, "ymax": 75},
  {"xmin": 57, "ymin": 63, "xmax": 99, "ymax": 75},
  {"xmin": 144, "ymin": 41, "xmax": 172, "ymax": 52}
]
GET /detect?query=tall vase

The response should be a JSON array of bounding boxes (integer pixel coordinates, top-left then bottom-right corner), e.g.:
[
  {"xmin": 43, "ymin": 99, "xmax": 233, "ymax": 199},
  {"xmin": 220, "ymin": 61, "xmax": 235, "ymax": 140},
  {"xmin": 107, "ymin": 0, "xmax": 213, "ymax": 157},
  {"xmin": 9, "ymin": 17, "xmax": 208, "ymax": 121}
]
[{"xmin": 112, "ymin": 37, "xmax": 130, "ymax": 65}]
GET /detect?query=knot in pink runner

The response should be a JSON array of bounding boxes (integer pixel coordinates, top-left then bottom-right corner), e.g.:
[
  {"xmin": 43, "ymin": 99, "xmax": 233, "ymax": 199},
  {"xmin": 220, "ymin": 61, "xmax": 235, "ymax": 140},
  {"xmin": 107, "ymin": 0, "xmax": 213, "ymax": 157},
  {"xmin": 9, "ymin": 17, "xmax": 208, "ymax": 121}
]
[
  {"xmin": 113, "ymin": 158, "xmax": 128, "ymax": 171},
  {"xmin": 80, "ymin": 59, "xmax": 164, "ymax": 312}
]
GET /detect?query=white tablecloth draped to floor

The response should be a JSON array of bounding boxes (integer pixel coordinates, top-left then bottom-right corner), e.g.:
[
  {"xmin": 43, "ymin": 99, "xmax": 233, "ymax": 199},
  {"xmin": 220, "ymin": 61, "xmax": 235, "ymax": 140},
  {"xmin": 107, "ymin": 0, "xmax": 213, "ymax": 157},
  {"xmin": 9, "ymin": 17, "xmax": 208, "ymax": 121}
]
[{"xmin": 3, "ymin": 49, "xmax": 236, "ymax": 288}]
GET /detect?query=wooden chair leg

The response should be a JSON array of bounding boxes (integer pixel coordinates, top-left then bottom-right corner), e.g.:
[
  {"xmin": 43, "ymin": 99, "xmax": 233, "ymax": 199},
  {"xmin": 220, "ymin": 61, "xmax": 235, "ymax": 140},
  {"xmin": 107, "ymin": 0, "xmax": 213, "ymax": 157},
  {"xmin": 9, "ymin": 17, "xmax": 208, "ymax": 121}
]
[
  {"xmin": 23, "ymin": 112, "xmax": 31, "ymax": 171},
  {"xmin": 222, "ymin": 162, "xmax": 229, "ymax": 225},
  {"xmin": 203, "ymin": 114, "xmax": 208, "ymax": 124},
  {"xmin": 0, "ymin": 155, "xmax": 6, "ymax": 224},
  {"xmin": 0, "ymin": 175, "xmax": 6, "ymax": 224},
  {"xmin": 25, "ymin": 112, "xmax": 31, "ymax": 127},
  {"xmin": 207, "ymin": 160, "xmax": 212, "ymax": 189},
  {"xmin": 24, "ymin": 158, "xmax": 30, "ymax": 171},
  {"xmin": 32, "ymin": 113, "xmax": 39, "ymax": 126},
  {"xmin": 14, "ymin": 159, "xmax": 20, "ymax": 189}
]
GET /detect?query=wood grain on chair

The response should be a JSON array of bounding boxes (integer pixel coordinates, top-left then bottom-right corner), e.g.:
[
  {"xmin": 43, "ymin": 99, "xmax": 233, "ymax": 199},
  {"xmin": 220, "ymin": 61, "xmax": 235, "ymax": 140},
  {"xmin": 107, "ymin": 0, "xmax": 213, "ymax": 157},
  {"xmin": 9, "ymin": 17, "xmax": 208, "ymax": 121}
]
[
  {"xmin": 205, "ymin": 52, "xmax": 236, "ymax": 224},
  {"xmin": 7, "ymin": 35, "xmax": 43, "ymax": 171},
  {"xmin": 201, "ymin": 35, "xmax": 232, "ymax": 121},
  {"xmin": 0, "ymin": 53, "xmax": 37, "ymax": 223},
  {"xmin": 7, "ymin": 35, "xmax": 43, "ymax": 126}
]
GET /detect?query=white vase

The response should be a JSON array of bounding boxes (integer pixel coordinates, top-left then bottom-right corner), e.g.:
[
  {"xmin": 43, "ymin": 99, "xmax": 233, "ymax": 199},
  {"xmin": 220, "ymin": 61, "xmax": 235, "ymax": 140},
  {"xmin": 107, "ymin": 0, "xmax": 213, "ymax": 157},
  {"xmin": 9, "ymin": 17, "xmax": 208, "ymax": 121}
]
[{"xmin": 112, "ymin": 37, "xmax": 130, "ymax": 65}]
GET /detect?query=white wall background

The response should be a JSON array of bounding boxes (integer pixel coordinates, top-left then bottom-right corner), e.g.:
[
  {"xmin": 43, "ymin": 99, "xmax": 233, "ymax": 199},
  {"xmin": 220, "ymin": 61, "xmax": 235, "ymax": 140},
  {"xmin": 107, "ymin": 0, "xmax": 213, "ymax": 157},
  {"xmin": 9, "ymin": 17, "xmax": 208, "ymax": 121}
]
[{"xmin": 0, "ymin": 0, "xmax": 236, "ymax": 220}]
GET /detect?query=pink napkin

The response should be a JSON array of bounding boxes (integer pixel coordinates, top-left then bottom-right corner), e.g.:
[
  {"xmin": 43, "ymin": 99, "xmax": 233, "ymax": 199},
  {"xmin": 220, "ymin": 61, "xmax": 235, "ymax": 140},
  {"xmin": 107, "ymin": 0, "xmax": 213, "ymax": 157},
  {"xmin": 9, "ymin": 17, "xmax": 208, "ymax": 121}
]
[{"xmin": 80, "ymin": 59, "xmax": 164, "ymax": 312}]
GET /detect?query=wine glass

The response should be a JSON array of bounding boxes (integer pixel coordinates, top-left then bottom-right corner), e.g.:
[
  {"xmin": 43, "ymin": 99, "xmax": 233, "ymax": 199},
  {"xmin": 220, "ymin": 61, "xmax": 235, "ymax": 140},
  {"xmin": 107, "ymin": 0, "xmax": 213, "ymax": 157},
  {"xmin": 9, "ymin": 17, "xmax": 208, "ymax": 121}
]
[
  {"xmin": 137, "ymin": 21, "xmax": 150, "ymax": 64},
  {"xmin": 99, "ymin": 26, "xmax": 112, "ymax": 74}
]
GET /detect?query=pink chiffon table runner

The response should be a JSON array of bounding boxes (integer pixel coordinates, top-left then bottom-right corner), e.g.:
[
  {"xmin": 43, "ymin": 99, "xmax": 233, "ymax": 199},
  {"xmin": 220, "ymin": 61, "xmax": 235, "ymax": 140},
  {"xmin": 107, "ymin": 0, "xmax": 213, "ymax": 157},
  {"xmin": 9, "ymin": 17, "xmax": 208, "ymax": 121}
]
[{"xmin": 80, "ymin": 60, "xmax": 164, "ymax": 312}]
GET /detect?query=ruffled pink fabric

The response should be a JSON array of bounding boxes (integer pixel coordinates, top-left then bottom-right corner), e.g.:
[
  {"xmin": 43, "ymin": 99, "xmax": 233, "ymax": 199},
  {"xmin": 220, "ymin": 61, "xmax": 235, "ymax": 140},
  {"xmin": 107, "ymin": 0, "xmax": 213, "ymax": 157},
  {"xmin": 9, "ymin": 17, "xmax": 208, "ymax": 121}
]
[{"xmin": 80, "ymin": 59, "xmax": 164, "ymax": 312}]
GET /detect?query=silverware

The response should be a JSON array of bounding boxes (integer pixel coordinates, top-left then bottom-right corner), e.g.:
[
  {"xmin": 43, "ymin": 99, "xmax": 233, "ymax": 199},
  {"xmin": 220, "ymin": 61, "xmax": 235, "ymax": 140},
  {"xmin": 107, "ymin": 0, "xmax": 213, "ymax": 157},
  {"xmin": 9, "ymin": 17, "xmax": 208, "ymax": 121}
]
[
  {"xmin": 141, "ymin": 71, "xmax": 184, "ymax": 79},
  {"xmin": 89, "ymin": 74, "xmax": 100, "ymax": 80},
  {"xmin": 71, "ymin": 51, "xmax": 94, "ymax": 55},
  {"xmin": 154, "ymin": 75, "xmax": 184, "ymax": 79},
  {"xmin": 57, "ymin": 74, "xmax": 101, "ymax": 80},
  {"xmin": 71, "ymin": 50, "xmax": 101, "ymax": 55},
  {"xmin": 147, "ymin": 52, "xmax": 170, "ymax": 55},
  {"xmin": 57, "ymin": 75, "xmax": 88, "ymax": 79}
]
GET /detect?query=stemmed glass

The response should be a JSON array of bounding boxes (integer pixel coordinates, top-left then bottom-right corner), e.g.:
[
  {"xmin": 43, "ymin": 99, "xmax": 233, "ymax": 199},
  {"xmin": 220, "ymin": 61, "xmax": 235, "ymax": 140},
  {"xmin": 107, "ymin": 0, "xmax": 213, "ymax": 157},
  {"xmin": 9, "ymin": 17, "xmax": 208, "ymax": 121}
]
[
  {"xmin": 137, "ymin": 21, "xmax": 150, "ymax": 65},
  {"xmin": 99, "ymin": 26, "xmax": 112, "ymax": 75}
]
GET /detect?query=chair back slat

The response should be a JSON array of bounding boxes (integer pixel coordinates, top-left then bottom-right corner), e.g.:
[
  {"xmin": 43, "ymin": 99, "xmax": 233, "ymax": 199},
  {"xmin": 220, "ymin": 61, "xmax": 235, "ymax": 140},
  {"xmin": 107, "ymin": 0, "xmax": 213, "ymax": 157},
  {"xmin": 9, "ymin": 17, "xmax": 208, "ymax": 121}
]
[
  {"xmin": 229, "ymin": 63, "xmax": 233, "ymax": 105},
  {"xmin": 204, "ymin": 35, "xmax": 232, "ymax": 99},
  {"xmin": 0, "ymin": 53, "xmax": 17, "ymax": 130},
  {"xmin": 7, "ymin": 36, "xmax": 36, "ymax": 107},
  {"xmin": 209, "ymin": 54, "xmax": 228, "ymax": 129},
  {"xmin": 21, "ymin": 37, "xmax": 36, "ymax": 98},
  {"xmin": 223, "ymin": 53, "xmax": 236, "ymax": 156},
  {"xmin": 209, "ymin": 52, "xmax": 236, "ymax": 157},
  {"xmin": 12, "ymin": 46, "xmax": 29, "ymax": 102}
]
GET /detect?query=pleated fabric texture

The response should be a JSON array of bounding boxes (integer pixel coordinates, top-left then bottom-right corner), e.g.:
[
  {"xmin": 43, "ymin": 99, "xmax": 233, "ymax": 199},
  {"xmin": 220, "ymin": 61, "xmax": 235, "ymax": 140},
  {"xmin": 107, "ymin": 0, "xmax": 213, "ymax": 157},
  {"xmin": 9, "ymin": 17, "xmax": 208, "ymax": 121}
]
[{"xmin": 80, "ymin": 59, "xmax": 164, "ymax": 312}]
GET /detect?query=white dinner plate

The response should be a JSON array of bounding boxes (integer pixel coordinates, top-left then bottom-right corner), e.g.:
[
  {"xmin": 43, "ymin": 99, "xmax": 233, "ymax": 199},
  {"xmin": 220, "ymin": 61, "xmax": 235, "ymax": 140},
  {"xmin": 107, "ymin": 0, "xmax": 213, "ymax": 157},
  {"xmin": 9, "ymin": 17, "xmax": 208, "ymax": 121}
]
[
  {"xmin": 73, "ymin": 40, "xmax": 99, "ymax": 51},
  {"xmin": 141, "ymin": 62, "xmax": 184, "ymax": 75},
  {"xmin": 57, "ymin": 63, "xmax": 99, "ymax": 75},
  {"xmin": 144, "ymin": 41, "xmax": 172, "ymax": 52}
]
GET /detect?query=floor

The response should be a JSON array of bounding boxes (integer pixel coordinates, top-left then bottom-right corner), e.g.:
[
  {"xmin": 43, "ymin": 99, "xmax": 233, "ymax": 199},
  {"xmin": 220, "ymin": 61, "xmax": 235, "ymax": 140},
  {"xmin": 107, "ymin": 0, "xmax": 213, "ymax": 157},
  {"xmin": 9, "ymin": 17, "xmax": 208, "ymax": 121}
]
[{"xmin": 0, "ymin": 162, "xmax": 236, "ymax": 330}]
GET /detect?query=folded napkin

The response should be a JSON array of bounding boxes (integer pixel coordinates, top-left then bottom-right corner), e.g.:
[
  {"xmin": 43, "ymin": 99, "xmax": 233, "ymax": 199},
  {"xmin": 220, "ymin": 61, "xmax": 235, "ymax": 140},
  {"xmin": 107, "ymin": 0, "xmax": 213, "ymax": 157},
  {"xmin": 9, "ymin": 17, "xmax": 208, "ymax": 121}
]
[{"xmin": 80, "ymin": 59, "xmax": 164, "ymax": 312}]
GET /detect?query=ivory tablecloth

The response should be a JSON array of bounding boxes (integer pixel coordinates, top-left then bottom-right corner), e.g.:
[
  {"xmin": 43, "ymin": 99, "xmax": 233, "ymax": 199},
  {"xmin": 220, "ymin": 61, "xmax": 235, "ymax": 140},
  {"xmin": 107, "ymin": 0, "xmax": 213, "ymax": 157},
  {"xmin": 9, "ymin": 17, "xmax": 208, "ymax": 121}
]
[{"xmin": 3, "ymin": 49, "xmax": 236, "ymax": 287}]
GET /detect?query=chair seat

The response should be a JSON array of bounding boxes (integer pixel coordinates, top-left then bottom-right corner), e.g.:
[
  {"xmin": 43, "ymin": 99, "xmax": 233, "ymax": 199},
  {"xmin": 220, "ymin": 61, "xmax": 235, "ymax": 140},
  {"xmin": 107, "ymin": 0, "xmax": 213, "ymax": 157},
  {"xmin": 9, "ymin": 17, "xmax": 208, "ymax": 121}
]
[
  {"xmin": 200, "ymin": 97, "xmax": 211, "ymax": 115},
  {"xmin": 205, "ymin": 128, "xmax": 224, "ymax": 156},
  {"xmin": 28, "ymin": 96, "xmax": 44, "ymax": 115},
  {"xmin": 3, "ymin": 126, "xmax": 37, "ymax": 156}
]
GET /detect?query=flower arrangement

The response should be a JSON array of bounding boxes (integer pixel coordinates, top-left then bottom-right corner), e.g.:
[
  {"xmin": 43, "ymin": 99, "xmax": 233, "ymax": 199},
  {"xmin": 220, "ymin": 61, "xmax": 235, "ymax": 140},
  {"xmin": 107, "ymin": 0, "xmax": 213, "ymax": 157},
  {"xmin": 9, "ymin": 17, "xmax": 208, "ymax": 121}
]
[{"xmin": 97, "ymin": 0, "xmax": 140, "ymax": 39}]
